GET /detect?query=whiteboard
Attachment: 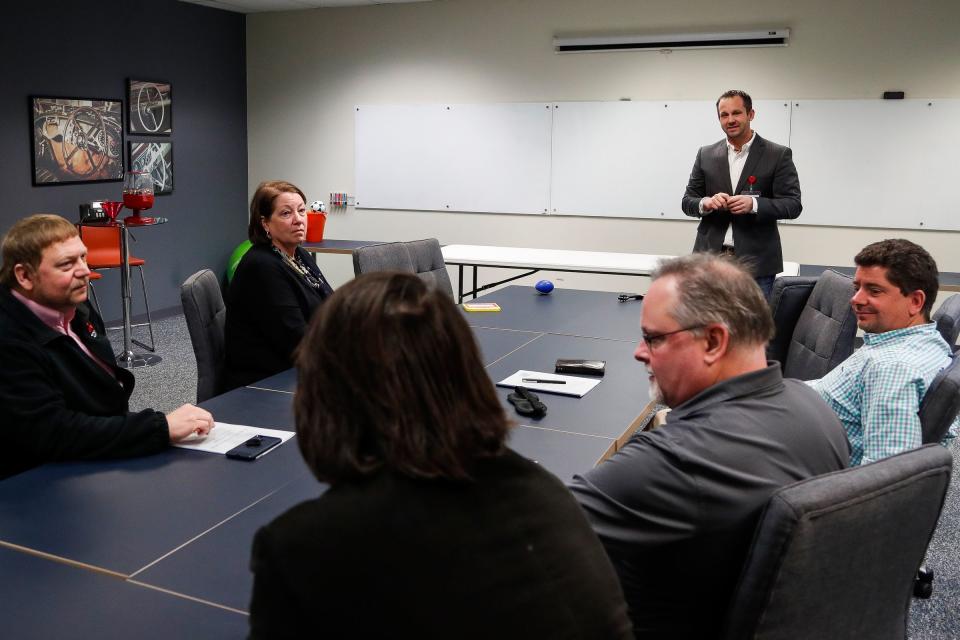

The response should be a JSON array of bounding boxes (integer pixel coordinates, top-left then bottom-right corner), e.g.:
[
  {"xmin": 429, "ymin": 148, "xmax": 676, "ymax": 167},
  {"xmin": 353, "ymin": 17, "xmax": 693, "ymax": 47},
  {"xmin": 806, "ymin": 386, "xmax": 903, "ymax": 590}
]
[
  {"xmin": 788, "ymin": 99, "xmax": 960, "ymax": 230},
  {"xmin": 550, "ymin": 100, "xmax": 791, "ymax": 218},
  {"xmin": 355, "ymin": 103, "xmax": 552, "ymax": 215},
  {"xmin": 354, "ymin": 99, "xmax": 960, "ymax": 231}
]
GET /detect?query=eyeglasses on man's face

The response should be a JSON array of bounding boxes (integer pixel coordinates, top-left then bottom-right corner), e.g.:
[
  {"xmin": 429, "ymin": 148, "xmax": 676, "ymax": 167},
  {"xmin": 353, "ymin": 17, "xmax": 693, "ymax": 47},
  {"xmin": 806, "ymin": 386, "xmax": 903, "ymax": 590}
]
[{"xmin": 641, "ymin": 325, "xmax": 705, "ymax": 350}]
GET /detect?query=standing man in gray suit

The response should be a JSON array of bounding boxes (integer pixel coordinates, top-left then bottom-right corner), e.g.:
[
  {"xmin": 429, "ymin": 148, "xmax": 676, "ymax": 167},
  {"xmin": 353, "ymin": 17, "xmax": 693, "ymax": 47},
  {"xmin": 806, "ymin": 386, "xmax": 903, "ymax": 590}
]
[{"xmin": 681, "ymin": 89, "xmax": 802, "ymax": 297}]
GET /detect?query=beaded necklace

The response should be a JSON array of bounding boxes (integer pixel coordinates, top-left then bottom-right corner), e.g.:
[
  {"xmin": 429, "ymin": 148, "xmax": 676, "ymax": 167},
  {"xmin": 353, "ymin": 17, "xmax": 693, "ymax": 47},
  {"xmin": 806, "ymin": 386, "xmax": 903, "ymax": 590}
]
[{"xmin": 272, "ymin": 246, "xmax": 325, "ymax": 292}]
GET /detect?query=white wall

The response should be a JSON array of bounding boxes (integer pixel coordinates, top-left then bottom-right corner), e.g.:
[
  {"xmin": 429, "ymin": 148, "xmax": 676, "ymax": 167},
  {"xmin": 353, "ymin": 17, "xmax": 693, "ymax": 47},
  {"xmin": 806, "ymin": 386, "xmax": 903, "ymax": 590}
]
[{"xmin": 247, "ymin": 0, "xmax": 960, "ymax": 293}]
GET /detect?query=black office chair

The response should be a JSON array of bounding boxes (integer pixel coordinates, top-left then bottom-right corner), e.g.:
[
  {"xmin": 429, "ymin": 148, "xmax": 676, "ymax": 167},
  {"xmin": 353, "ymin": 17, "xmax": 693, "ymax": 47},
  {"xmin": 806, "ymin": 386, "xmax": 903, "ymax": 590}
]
[
  {"xmin": 352, "ymin": 238, "xmax": 454, "ymax": 297},
  {"xmin": 901, "ymin": 354, "xmax": 960, "ymax": 600},
  {"xmin": 180, "ymin": 269, "xmax": 226, "ymax": 402},
  {"xmin": 919, "ymin": 355, "xmax": 960, "ymax": 445},
  {"xmin": 722, "ymin": 445, "xmax": 953, "ymax": 640},
  {"xmin": 766, "ymin": 276, "xmax": 817, "ymax": 361},
  {"xmin": 933, "ymin": 293, "xmax": 960, "ymax": 351},
  {"xmin": 766, "ymin": 270, "xmax": 857, "ymax": 380}
]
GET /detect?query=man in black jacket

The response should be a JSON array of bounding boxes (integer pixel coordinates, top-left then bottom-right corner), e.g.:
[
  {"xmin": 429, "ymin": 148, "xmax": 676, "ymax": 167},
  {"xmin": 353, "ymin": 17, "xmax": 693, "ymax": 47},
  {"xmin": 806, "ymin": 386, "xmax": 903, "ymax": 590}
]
[
  {"xmin": 570, "ymin": 254, "xmax": 848, "ymax": 638},
  {"xmin": 681, "ymin": 89, "xmax": 802, "ymax": 297},
  {"xmin": 0, "ymin": 214, "xmax": 213, "ymax": 479}
]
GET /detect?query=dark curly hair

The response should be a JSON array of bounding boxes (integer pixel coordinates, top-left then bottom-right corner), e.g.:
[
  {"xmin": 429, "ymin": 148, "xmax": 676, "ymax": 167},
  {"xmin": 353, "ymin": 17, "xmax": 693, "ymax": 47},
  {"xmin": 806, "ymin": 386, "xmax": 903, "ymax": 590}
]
[{"xmin": 855, "ymin": 239, "xmax": 939, "ymax": 320}]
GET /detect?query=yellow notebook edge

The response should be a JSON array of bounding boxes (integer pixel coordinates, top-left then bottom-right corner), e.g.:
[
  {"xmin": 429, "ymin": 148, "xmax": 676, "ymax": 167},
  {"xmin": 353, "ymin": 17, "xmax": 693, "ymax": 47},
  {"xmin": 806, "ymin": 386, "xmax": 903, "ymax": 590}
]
[{"xmin": 462, "ymin": 302, "xmax": 501, "ymax": 312}]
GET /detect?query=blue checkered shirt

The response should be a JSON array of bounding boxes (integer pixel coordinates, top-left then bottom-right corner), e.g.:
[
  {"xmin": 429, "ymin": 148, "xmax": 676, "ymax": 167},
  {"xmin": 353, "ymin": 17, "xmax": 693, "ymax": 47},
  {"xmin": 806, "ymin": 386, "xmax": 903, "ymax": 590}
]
[{"xmin": 808, "ymin": 323, "xmax": 957, "ymax": 466}]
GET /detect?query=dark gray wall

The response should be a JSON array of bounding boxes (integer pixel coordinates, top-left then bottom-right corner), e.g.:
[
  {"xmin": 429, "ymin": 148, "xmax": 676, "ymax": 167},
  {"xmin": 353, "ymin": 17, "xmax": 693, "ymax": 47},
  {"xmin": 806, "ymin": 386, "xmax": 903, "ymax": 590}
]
[{"xmin": 0, "ymin": 0, "xmax": 247, "ymax": 321}]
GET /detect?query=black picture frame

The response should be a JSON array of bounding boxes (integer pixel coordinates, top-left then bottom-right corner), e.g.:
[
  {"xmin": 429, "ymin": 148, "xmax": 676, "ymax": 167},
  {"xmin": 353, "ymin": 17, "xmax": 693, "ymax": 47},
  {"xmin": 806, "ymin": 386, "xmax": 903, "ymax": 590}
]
[
  {"xmin": 128, "ymin": 79, "xmax": 172, "ymax": 135},
  {"xmin": 129, "ymin": 141, "xmax": 174, "ymax": 195},
  {"xmin": 30, "ymin": 96, "xmax": 124, "ymax": 186}
]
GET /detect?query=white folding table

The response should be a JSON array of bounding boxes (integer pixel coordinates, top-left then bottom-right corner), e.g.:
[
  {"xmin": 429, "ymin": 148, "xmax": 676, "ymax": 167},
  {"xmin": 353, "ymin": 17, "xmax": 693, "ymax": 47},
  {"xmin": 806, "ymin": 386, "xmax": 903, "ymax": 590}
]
[{"xmin": 441, "ymin": 244, "xmax": 798, "ymax": 303}]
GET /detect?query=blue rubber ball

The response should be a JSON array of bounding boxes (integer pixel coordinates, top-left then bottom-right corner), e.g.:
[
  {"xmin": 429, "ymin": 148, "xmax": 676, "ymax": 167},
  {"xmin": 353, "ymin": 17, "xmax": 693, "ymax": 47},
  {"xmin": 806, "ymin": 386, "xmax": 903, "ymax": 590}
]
[{"xmin": 535, "ymin": 280, "xmax": 554, "ymax": 294}]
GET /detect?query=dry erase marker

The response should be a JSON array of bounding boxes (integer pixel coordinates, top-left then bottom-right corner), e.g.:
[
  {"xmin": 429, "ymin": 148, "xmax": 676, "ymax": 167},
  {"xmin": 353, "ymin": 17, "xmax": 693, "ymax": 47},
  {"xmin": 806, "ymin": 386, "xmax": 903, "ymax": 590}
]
[{"xmin": 522, "ymin": 378, "xmax": 566, "ymax": 384}]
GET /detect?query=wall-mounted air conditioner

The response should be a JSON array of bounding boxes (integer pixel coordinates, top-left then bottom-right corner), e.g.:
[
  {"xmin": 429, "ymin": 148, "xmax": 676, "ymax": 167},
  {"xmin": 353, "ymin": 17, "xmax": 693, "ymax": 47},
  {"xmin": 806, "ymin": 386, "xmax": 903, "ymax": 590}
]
[{"xmin": 554, "ymin": 29, "xmax": 790, "ymax": 53}]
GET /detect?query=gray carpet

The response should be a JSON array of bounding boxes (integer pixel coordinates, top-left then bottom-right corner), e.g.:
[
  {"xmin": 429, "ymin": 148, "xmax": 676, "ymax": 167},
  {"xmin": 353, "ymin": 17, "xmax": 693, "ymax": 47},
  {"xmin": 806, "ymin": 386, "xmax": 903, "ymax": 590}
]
[
  {"xmin": 909, "ymin": 441, "xmax": 960, "ymax": 640},
  {"xmin": 108, "ymin": 313, "xmax": 199, "ymax": 413},
  {"xmin": 116, "ymin": 314, "xmax": 960, "ymax": 638}
]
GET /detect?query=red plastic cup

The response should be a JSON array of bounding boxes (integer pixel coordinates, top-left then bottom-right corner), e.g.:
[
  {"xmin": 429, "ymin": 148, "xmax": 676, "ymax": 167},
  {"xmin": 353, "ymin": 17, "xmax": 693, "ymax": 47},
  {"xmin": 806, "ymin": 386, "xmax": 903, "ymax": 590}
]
[{"xmin": 306, "ymin": 213, "xmax": 326, "ymax": 242}]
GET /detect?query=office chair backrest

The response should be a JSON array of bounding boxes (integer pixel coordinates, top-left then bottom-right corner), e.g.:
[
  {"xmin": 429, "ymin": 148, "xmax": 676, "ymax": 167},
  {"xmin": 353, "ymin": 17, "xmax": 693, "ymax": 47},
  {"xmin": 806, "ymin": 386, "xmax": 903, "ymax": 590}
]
[
  {"xmin": 180, "ymin": 269, "xmax": 226, "ymax": 402},
  {"xmin": 769, "ymin": 270, "xmax": 858, "ymax": 380},
  {"xmin": 919, "ymin": 355, "xmax": 960, "ymax": 444},
  {"xmin": 722, "ymin": 444, "xmax": 953, "ymax": 640},
  {"xmin": 932, "ymin": 293, "xmax": 960, "ymax": 351},
  {"xmin": 766, "ymin": 276, "xmax": 817, "ymax": 365},
  {"xmin": 352, "ymin": 239, "xmax": 453, "ymax": 297}
]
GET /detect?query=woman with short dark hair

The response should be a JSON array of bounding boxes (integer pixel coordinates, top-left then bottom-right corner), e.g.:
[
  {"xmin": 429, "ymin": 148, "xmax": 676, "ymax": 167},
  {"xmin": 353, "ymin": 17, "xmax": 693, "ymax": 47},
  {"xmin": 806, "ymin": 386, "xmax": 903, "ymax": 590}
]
[
  {"xmin": 248, "ymin": 272, "xmax": 632, "ymax": 639},
  {"xmin": 223, "ymin": 180, "xmax": 333, "ymax": 390}
]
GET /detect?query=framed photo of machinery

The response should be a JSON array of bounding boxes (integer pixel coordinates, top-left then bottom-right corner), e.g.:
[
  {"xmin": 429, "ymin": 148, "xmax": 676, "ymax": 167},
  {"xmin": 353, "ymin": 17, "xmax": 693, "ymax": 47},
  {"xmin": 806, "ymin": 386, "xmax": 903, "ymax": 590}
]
[
  {"xmin": 127, "ymin": 79, "xmax": 172, "ymax": 135},
  {"xmin": 30, "ymin": 96, "xmax": 124, "ymax": 185},
  {"xmin": 129, "ymin": 141, "xmax": 174, "ymax": 195}
]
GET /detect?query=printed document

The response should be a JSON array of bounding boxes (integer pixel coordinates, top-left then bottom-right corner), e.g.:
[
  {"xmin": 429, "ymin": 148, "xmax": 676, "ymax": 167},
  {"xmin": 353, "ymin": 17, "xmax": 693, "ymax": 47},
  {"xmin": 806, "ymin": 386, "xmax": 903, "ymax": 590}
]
[{"xmin": 173, "ymin": 422, "xmax": 295, "ymax": 455}]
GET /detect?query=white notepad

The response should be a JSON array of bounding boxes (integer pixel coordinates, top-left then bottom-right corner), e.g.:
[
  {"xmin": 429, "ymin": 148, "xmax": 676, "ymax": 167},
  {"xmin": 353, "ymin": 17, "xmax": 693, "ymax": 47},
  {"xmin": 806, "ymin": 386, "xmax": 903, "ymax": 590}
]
[
  {"xmin": 497, "ymin": 370, "xmax": 601, "ymax": 398},
  {"xmin": 173, "ymin": 422, "xmax": 295, "ymax": 455}
]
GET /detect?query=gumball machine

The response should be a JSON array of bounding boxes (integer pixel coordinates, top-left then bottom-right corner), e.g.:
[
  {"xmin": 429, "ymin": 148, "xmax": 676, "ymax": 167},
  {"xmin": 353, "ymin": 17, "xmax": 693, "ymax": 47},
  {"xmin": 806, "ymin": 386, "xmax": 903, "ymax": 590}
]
[{"xmin": 122, "ymin": 170, "xmax": 155, "ymax": 224}]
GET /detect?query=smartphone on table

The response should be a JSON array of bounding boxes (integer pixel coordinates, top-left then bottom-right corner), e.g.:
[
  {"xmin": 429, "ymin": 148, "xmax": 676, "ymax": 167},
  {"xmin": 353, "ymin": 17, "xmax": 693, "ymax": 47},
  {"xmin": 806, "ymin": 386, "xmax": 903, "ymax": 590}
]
[{"xmin": 225, "ymin": 435, "xmax": 283, "ymax": 461}]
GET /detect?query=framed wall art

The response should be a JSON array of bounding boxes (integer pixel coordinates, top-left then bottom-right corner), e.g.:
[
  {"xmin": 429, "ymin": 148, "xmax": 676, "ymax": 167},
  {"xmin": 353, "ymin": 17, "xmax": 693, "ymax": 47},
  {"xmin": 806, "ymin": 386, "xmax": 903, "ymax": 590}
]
[
  {"xmin": 30, "ymin": 96, "xmax": 124, "ymax": 185},
  {"xmin": 128, "ymin": 79, "xmax": 172, "ymax": 135},
  {"xmin": 129, "ymin": 141, "xmax": 174, "ymax": 195}
]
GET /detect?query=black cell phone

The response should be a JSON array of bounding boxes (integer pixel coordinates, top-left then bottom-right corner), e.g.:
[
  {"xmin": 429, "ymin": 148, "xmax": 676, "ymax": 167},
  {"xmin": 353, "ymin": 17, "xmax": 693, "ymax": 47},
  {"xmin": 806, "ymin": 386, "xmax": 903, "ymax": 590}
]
[
  {"xmin": 225, "ymin": 435, "xmax": 283, "ymax": 461},
  {"xmin": 555, "ymin": 359, "xmax": 606, "ymax": 376}
]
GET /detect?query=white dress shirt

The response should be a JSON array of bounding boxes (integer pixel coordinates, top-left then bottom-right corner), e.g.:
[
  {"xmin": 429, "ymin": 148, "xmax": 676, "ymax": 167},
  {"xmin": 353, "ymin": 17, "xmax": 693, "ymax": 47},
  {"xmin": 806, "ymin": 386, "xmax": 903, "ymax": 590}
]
[{"xmin": 700, "ymin": 131, "xmax": 759, "ymax": 247}]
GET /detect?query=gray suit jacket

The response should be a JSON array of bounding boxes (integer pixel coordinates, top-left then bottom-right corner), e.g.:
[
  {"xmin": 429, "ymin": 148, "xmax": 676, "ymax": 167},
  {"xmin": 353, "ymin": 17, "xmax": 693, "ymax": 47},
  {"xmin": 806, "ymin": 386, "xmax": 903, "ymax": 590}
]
[{"xmin": 681, "ymin": 133, "xmax": 802, "ymax": 277}]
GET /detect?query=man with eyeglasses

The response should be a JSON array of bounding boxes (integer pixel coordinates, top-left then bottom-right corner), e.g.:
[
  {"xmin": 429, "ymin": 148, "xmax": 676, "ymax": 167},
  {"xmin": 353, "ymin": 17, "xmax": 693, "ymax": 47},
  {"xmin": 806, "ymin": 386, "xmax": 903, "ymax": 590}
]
[{"xmin": 570, "ymin": 253, "xmax": 847, "ymax": 639}]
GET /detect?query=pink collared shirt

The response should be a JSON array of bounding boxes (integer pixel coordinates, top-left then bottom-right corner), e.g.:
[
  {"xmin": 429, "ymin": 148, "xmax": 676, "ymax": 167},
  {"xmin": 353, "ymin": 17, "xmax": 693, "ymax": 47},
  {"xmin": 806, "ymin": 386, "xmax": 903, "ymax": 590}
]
[{"xmin": 12, "ymin": 290, "xmax": 116, "ymax": 377}]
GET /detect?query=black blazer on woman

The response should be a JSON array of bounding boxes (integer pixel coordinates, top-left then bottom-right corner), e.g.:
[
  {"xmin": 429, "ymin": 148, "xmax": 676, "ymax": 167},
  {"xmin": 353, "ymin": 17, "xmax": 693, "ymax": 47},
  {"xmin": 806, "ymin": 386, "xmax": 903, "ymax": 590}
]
[
  {"xmin": 224, "ymin": 243, "xmax": 333, "ymax": 390},
  {"xmin": 248, "ymin": 449, "xmax": 633, "ymax": 639}
]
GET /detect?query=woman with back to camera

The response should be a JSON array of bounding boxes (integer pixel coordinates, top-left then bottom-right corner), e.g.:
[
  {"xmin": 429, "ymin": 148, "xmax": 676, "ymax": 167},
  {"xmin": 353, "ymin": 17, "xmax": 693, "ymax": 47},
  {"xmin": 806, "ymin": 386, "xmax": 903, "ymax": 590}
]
[
  {"xmin": 248, "ymin": 272, "xmax": 632, "ymax": 639},
  {"xmin": 224, "ymin": 180, "xmax": 333, "ymax": 391}
]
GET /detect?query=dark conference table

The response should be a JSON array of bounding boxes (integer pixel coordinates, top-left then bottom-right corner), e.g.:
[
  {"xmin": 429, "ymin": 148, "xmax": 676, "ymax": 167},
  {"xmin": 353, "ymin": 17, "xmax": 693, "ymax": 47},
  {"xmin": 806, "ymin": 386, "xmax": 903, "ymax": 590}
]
[
  {"xmin": 463, "ymin": 285, "xmax": 642, "ymax": 341},
  {"xmin": 1, "ymin": 546, "xmax": 248, "ymax": 639},
  {"xmin": 0, "ymin": 285, "xmax": 649, "ymax": 632}
]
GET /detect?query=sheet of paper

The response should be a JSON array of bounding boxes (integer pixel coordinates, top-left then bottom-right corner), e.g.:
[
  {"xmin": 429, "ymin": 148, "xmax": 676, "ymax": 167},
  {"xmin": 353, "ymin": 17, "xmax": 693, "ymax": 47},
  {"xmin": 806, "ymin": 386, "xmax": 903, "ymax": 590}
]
[
  {"xmin": 496, "ymin": 370, "xmax": 601, "ymax": 398},
  {"xmin": 173, "ymin": 422, "xmax": 295, "ymax": 455}
]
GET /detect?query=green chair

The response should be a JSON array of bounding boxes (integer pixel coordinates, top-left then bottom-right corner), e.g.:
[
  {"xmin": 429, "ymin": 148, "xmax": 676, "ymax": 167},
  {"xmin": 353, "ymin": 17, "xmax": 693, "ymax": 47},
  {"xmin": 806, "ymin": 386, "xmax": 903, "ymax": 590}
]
[{"xmin": 226, "ymin": 240, "xmax": 251, "ymax": 284}]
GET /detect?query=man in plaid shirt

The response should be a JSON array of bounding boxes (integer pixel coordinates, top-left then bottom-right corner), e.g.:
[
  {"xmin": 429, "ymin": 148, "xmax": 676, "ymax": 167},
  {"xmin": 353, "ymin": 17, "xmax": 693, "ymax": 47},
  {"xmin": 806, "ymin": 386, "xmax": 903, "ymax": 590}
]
[{"xmin": 808, "ymin": 239, "xmax": 957, "ymax": 465}]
